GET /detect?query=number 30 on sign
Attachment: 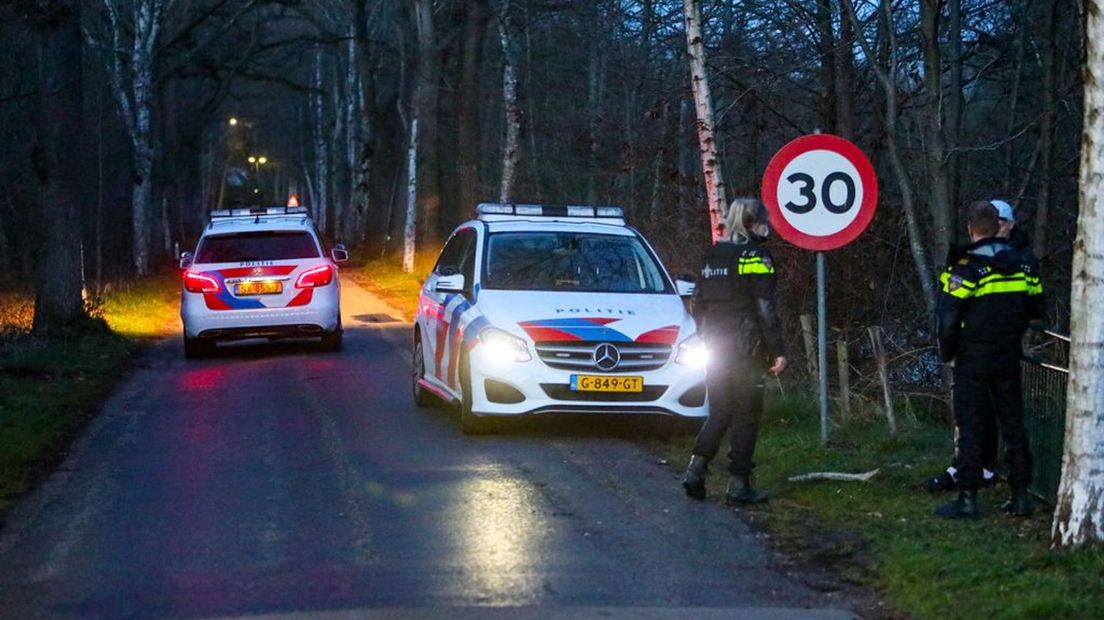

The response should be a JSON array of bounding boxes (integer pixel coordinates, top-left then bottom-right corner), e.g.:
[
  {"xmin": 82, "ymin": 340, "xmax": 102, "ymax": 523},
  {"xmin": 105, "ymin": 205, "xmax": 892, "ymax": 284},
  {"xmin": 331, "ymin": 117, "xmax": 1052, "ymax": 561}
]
[{"xmin": 760, "ymin": 134, "xmax": 879, "ymax": 252}]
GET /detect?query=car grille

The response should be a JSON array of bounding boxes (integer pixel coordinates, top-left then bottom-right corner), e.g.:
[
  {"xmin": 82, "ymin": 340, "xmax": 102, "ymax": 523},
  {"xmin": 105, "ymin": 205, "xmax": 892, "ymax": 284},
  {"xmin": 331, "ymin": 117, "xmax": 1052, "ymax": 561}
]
[{"xmin": 534, "ymin": 341, "xmax": 673, "ymax": 372}]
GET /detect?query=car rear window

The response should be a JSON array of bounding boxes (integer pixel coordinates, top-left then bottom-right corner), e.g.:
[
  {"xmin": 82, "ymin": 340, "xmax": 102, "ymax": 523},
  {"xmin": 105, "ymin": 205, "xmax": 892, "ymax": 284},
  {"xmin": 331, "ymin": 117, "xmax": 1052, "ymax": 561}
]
[{"xmin": 196, "ymin": 231, "xmax": 320, "ymax": 263}]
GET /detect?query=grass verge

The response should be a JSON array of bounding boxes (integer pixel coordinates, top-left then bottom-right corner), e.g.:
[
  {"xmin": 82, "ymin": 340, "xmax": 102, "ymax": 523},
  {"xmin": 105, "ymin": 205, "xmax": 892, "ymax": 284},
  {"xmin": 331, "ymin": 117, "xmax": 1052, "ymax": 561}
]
[
  {"xmin": 347, "ymin": 252, "xmax": 438, "ymax": 320},
  {"xmin": 652, "ymin": 394, "xmax": 1104, "ymax": 619},
  {"xmin": 0, "ymin": 274, "xmax": 178, "ymax": 515}
]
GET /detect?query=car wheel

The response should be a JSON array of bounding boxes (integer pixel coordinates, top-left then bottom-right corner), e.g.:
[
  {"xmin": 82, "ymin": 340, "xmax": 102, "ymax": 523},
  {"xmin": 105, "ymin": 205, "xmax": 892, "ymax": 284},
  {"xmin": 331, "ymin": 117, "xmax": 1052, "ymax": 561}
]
[
  {"xmin": 412, "ymin": 334, "xmax": 432, "ymax": 407},
  {"xmin": 183, "ymin": 335, "xmax": 213, "ymax": 359},
  {"xmin": 459, "ymin": 353, "xmax": 494, "ymax": 435},
  {"xmin": 321, "ymin": 319, "xmax": 343, "ymax": 352}
]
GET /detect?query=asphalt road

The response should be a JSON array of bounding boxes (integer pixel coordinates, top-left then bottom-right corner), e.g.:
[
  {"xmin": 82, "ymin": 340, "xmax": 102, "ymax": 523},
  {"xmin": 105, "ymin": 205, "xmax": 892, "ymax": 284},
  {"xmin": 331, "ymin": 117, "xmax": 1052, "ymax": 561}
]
[{"xmin": 0, "ymin": 279, "xmax": 858, "ymax": 619}]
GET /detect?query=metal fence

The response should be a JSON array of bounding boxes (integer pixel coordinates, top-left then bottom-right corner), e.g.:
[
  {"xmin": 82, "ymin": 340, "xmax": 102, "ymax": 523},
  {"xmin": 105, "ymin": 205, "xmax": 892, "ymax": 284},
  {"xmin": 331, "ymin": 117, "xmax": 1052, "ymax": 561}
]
[{"xmin": 1020, "ymin": 329, "xmax": 1070, "ymax": 503}]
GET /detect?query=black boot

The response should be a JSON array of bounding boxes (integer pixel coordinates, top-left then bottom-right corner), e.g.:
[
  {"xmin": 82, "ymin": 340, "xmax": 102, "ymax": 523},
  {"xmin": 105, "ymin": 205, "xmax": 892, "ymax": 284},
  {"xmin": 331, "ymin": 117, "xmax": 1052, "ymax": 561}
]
[
  {"xmin": 682, "ymin": 455, "xmax": 709, "ymax": 500},
  {"xmin": 934, "ymin": 490, "xmax": 980, "ymax": 519},
  {"xmin": 924, "ymin": 469, "xmax": 957, "ymax": 493},
  {"xmin": 1002, "ymin": 486, "xmax": 1034, "ymax": 517},
  {"xmin": 725, "ymin": 474, "xmax": 768, "ymax": 505}
]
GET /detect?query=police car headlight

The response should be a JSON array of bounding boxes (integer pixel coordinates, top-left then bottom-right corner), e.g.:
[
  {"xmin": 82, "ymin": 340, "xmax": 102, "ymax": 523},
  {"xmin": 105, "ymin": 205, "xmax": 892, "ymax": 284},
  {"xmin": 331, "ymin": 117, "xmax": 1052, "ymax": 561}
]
[
  {"xmin": 675, "ymin": 334, "xmax": 709, "ymax": 368},
  {"xmin": 478, "ymin": 327, "xmax": 532, "ymax": 364}
]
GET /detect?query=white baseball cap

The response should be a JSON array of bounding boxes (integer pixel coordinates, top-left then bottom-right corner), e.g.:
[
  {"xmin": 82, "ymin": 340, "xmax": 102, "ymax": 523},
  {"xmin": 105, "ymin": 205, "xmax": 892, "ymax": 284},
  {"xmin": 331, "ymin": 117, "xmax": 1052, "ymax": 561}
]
[{"xmin": 990, "ymin": 199, "xmax": 1014, "ymax": 222}]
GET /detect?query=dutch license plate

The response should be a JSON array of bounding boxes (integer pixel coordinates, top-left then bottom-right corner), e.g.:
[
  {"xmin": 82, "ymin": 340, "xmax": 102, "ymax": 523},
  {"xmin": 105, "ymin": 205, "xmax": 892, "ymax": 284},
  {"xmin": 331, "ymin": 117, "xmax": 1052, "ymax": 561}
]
[
  {"xmin": 570, "ymin": 375, "xmax": 644, "ymax": 393},
  {"xmin": 236, "ymin": 280, "xmax": 282, "ymax": 296}
]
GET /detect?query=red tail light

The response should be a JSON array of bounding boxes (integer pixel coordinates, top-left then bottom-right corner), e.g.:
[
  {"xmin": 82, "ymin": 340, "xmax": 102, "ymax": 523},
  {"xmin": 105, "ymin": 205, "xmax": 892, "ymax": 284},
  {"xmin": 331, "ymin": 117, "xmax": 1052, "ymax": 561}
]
[
  {"xmin": 295, "ymin": 264, "xmax": 334, "ymax": 288},
  {"xmin": 184, "ymin": 271, "xmax": 221, "ymax": 293}
]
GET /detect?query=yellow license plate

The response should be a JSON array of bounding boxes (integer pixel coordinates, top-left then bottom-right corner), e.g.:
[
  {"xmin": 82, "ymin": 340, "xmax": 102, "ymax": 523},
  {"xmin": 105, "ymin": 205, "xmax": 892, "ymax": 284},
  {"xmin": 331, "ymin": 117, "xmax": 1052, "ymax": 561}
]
[
  {"xmin": 571, "ymin": 375, "xmax": 644, "ymax": 393},
  {"xmin": 235, "ymin": 280, "xmax": 282, "ymax": 295}
]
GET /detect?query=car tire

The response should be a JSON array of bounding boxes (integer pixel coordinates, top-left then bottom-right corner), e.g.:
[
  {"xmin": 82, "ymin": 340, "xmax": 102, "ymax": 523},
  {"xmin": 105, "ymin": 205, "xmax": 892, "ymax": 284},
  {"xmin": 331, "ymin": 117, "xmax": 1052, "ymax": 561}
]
[
  {"xmin": 183, "ymin": 335, "xmax": 214, "ymax": 359},
  {"xmin": 459, "ymin": 353, "xmax": 494, "ymax": 435},
  {"xmin": 321, "ymin": 319, "xmax": 343, "ymax": 352},
  {"xmin": 412, "ymin": 334, "xmax": 432, "ymax": 407}
]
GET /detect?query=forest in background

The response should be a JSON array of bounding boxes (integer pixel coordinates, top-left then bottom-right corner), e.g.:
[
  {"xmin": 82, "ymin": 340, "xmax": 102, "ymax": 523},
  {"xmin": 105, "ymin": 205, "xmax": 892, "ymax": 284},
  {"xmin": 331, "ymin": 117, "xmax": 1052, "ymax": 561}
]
[{"xmin": 0, "ymin": 0, "xmax": 1083, "ymax": 380}]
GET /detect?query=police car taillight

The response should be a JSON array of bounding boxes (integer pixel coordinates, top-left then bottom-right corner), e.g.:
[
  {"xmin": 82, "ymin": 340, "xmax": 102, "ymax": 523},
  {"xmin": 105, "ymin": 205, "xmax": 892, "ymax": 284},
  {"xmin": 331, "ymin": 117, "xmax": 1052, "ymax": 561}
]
[
  {"xmin": 184, "ymin": 271, "xmax": 220, "ymax": 294},
  {"xmin": 295, "ymin": 264, "xmax": 334, "ymax": 288}
]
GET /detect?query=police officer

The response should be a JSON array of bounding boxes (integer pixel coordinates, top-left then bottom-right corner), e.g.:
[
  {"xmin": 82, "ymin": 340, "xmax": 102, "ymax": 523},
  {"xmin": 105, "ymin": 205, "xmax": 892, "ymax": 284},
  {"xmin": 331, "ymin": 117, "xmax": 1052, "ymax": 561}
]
[
  {"xmin": 925, "ymin": 199, "xmax": 1038, "ymax": 493},
  {"xmin": 682, "ymin": 199, "xmax": 786, "ymax": 504},
  {"xmin": 934, "ymin": 201, "xmax": 1044, "ymax": 519}
]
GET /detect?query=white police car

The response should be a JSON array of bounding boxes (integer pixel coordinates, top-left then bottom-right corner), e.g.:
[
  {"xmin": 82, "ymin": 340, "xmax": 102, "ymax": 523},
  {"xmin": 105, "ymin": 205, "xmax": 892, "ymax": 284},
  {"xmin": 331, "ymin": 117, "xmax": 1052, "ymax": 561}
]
[
  {"xmin": 412, "ymin": 203, "xmax": 707, "ymax": 434},
  {"xmin": 179, "ymin": 206, "xmax": 347, "ymax": 358}
]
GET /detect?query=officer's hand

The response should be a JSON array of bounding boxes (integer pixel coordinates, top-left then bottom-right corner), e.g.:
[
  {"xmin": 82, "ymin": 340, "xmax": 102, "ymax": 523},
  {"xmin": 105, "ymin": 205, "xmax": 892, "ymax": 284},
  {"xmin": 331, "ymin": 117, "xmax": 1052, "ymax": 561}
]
[{"xmin": 768, "ymin": 356, "xmax": 787, "ymax": 376}]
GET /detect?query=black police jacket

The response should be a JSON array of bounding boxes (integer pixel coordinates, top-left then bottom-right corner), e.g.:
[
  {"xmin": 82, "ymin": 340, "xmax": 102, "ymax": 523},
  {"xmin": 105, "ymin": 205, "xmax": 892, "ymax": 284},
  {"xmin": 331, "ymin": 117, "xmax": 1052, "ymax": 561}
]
[
  {"xmin": 936, "ymin": 238, "xmax": 1044, "ymax": 362},
  {"xmin": 691, "ymin": 239, "xmax": 785, "ymax": 360}
]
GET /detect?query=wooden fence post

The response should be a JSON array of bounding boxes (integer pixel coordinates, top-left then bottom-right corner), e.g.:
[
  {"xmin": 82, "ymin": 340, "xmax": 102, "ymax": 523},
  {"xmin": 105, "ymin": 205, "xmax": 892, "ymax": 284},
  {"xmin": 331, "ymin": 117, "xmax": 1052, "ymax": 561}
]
[
  {"xmin": 800, "ymin": 314, "xmax": 818, "ymax": 379},
  {"xmin": 837, "ymin": 340, "xmax": 851, "ymax": 423},
  {"xmin": 867, "ymin": 326, "xmax": 898, "ymax": 436}
]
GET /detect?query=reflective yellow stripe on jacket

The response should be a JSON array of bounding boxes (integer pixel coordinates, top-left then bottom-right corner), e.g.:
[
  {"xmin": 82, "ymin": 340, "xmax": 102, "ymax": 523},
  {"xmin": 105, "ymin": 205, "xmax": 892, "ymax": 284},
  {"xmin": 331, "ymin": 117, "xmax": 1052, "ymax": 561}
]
[
  {"xmin": 737, "ymin": 256, "xmax": 774, "ymax": 275},
  {"xmin": 940, "ymin": 270, "xmax": 1042, "ymax": 299}
]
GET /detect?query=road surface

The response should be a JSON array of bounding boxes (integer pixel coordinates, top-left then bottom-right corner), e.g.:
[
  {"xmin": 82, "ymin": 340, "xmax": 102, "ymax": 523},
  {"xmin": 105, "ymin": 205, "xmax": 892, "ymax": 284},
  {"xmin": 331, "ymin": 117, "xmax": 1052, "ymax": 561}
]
[{"xmin": 0, "ymin": 279, "xmax": 858, "ymax": 619}]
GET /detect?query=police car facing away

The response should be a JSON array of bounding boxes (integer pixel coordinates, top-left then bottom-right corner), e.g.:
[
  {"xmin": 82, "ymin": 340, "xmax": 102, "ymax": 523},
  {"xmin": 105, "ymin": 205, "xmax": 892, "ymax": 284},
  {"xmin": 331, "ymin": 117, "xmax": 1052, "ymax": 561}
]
[
  {"xmin": 179, "ymin": 206, "xmax": 347, "ymax": 358},
  {"xmin": 413, "ymin": 203, "xmax": 707, "ymax": 434}
]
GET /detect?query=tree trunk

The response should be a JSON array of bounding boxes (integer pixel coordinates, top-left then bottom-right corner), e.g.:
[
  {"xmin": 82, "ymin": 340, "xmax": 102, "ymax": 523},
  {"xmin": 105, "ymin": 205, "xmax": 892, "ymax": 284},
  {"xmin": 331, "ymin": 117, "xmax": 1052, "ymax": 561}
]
[
  {"xmin": 349, "ymin": 1, "xmax": 375, "ymax": 245},
  {"xmin": 843, "ymin": 0, "xmax": 935, "ymax": 319},
  {"xmin": 683, "ymin": 0, "xmax": 726, "ymax": 243},
  {"xmin": 815, "ymin": 0, "xmax": 837, "ymax": 133},
  {"xmin": 586, "ymin": 40, "xmax": 603, "ymax": 204},
  {"xmin": 31, "ymin": 0, "xmax": 86, "ymax": 333},
  {"xmin": 835, "ymin": 0, "xmax": 856, "ymax": 141},
  {"xmin": 403, "ymin": 117, "xmax": 419, "ymax": 274},
  {"xmin": 457, "ymin": 0, "xmax": 488, "ymax": 216},
  {"xmin": 414, "ymin": 0, "xmax": 442, "ymax": 245},
  {"xmin": 1036, "ymin": 0, "xmax": 1059, "ymax": 261},
  {"xmin": 920, "ymin": 0, "xmax": 953, "ymax": 264},
  {"xmin": 311, "ymin": 47, "xmax": 330, "ymax": 236},
  {"xmin": 1052, "ymin": 0, "xmax": 1104, "ymax": 547},
  {"xmin": 947, "ymin": 0, "xmax": 964, "ymax": 211},
  {"xmin": 498, "ymin": 1, "xmax": 521, "ymax": 203}
]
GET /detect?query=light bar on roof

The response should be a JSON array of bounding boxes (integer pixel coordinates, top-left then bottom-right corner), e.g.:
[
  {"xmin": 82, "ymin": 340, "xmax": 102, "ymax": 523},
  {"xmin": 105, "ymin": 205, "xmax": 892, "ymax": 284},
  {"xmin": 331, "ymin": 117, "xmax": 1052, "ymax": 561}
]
[
  {"xmin": 209, "ymin": 206, "xmax": 309, "ymax": 219},
  {"xmin": 475, "ymin": 203, "xmax": 624, "ymax": 220}
]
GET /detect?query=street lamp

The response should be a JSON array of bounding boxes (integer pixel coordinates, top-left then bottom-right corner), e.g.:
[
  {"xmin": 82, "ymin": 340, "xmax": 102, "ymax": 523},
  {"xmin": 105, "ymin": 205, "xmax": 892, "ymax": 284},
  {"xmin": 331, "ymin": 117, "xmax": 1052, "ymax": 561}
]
[{"xmin": 228, "ymin": 117, "xmax": 239, "ymax": 126}]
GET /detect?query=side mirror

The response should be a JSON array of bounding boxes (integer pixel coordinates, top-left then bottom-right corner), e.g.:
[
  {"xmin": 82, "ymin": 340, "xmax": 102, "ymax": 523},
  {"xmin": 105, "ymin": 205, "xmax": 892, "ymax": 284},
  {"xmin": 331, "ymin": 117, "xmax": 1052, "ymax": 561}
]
[
  {"xmin": 676, "ymin": 279, "xmax": 696, "ymax": 298},
  {"xmin": 331, "ymin": 244, "xmax": 349, "ymax": 263},
  {"xmin": 179, "ymin": 251, "xmax": 194, "ymax": 270},
  {"xmin": 436, "ymin": 274, "xmax": 466, "ymax": 293}
]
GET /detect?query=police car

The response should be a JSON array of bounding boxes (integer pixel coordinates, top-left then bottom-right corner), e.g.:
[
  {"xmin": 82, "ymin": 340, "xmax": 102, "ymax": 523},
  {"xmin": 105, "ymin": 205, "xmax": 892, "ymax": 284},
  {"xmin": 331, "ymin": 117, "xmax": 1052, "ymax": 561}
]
[
  {"xmin": 412, "ymin": 203, "xmax": 707, "ymax": 434},
  {"xmin": 179, "ymin": 206, "xmax": 347, "ymax": 358}
]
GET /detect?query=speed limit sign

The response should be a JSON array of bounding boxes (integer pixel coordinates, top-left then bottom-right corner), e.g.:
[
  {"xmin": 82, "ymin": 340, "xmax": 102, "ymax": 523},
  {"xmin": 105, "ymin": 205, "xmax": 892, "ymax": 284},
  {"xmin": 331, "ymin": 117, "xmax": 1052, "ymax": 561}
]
[{"xmin": 761, "ymin": 134, "xmax": 878, "ymax": 251}]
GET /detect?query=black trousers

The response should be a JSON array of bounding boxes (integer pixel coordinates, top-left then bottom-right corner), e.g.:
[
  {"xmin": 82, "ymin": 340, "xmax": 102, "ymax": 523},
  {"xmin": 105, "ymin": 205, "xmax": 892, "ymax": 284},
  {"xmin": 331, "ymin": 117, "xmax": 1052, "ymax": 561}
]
[
  {"xmin": 691, "ymin": 335, "xmax": 766, "ymax": 477},
  {"xmin": 953, "ymin": 351, "xmax": 1033, "ymax": 491},
  {"xmin": 952, "ymin": 393, "xmax": 999, "ymax": 472}
]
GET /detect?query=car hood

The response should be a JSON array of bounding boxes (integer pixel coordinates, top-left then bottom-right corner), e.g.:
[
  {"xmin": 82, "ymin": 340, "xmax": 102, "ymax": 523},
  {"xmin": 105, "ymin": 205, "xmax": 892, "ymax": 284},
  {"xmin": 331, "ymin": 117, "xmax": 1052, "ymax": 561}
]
[{"xmin": 475, "ymin": 289, "xmax": 695, "ymax": 346}]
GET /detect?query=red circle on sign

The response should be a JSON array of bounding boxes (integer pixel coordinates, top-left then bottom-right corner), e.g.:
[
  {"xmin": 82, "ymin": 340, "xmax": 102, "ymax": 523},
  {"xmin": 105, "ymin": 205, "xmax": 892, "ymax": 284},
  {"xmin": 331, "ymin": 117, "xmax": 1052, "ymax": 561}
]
[{"xmin": 761, "ymin": 134, "xmax": 878, "ymax": 251}]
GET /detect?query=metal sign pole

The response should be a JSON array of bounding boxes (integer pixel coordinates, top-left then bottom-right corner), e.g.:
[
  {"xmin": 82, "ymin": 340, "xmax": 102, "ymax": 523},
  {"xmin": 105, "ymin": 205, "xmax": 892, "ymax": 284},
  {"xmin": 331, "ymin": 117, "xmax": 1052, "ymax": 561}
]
[{"xmin": 817, "ymin": 251, "xmax": 829, "ymax": 445}]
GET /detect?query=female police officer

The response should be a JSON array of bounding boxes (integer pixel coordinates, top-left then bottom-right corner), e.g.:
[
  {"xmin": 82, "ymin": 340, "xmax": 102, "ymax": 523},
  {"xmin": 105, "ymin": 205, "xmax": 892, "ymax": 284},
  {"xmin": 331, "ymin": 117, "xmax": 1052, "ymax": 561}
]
[{"xmin": 682, "ymin": 198, "xmax": 787, "ymax": 504}]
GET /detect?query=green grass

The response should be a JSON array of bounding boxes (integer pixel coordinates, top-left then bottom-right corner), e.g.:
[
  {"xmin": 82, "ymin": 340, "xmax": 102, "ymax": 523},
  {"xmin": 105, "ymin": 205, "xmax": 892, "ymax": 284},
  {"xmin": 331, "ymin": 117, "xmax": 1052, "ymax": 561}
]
[
  {"xmin": 348, "ymin": 252, "xmax": 437, "ymax": 320},
  {"xmin": 654, "ymin": 395, "xmax": 1104, "ymax": 619},
  {"xmin": 0, "ymin": 274, "xmax": 179, "ymax": 515}
]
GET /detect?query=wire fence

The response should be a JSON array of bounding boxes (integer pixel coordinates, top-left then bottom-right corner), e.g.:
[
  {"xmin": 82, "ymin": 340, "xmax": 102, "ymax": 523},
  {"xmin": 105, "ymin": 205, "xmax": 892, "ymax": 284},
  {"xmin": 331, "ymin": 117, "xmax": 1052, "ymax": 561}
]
[{"xmin": 1020, "ymin": 329, "xmax": 1070, "ymax": 503}]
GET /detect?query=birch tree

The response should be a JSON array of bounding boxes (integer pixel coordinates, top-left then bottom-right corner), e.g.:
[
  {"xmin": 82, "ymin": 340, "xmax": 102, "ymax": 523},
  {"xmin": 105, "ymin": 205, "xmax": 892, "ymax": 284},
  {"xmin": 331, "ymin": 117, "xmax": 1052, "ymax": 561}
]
[
  {"xmin": 1052, "ymin": 0, "xmax": 1104, "ymax": 547},
  {"xmin": 100, "ymin": 0, "xmax": 167, "ymax": 276},
  {"xmin": 403, "ymin": 117, "xmax": 419, "ymax": 274},
  {"xmin": 413, "ymin": 0, "xmax": 441, "ymax": 244},
  {"xmin": 311, "ymin": 46, "xmax": 330, "ymax": 235},
  {"xmin": 498, "ymin": 0, "xmax": 521, "ymax": 203},
  {"xmin": 683, "ymin": 0, "xmax": 726, "ymax": 243}
]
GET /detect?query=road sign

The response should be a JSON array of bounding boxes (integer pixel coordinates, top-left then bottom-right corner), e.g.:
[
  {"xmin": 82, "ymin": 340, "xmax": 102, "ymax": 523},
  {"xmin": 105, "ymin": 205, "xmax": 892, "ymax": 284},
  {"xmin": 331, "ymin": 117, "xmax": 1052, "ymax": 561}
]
[{"xmin": 761, "ymin": 134, "xmax": 878, "ymax": 252}]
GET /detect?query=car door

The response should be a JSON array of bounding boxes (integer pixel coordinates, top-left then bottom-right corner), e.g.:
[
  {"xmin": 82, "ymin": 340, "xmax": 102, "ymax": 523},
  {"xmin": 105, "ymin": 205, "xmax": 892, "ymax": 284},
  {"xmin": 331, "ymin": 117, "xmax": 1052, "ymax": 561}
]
[{"xmin": 421, "ymin": 229, "xmax": 475, "ymax": 388}]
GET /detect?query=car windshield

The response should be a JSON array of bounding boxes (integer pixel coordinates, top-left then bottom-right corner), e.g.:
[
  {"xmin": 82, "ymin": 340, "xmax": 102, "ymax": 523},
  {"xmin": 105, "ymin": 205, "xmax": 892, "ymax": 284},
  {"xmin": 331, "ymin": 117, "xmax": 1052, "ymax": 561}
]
[
  {"xmin": 484, "ymin": 231, "xmax": 671, "ymax": 293},
  {"xmin": 196, "ymin": 231, "xmax": 320, "ymax": 263}
]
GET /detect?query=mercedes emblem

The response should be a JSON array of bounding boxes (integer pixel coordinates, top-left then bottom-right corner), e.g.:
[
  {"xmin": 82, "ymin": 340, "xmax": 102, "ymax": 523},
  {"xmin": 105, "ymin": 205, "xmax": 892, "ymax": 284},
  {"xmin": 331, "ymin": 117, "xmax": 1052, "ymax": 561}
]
[{"xmin": 593, "ymin": 343, "xmax": 621, "ymax": 371}]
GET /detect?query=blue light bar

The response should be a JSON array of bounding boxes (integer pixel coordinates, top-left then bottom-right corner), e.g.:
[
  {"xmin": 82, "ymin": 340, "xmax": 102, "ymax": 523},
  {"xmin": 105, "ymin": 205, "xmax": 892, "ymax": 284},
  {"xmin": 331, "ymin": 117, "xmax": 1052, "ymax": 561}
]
[{"xmin": 209, "ymin": 206, "xmax": 309, "ymax": 219}]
